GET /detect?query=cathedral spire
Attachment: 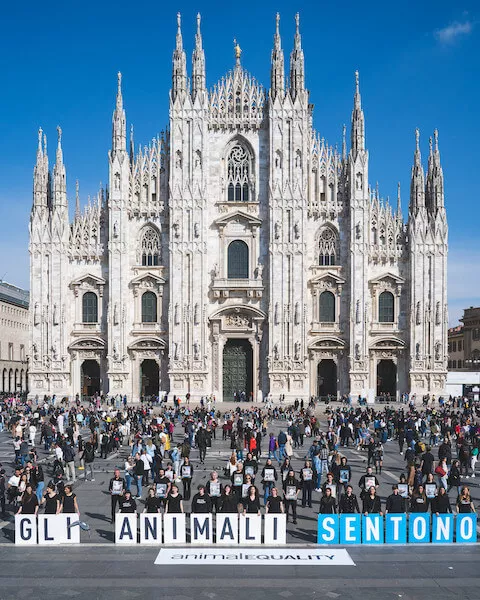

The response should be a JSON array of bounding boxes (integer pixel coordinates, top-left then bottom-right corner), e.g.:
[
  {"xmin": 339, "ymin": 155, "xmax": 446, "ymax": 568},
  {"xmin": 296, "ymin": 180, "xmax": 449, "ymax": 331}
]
[
  {"xmin": 75, "ymin": 179, "xmax": 80, "ymax": 218},
  {"xmin": 350, "ymin": 70, "xmax": 365, "ymax": 155},
  {"xmin": 428, "ymin": 128, "xmax": 444, "ymax": 212},
  {"xmin": 129, "ymin": 124, "xmax": 135, "ymax": 166},
  {"xmin": 172, "ymin": 12, "xmax": 187, "ymax": 100},
  {"xmin": 409, "ymin": 128, "xmax": 425, "ymax": 214},
  {"xmin": 192, "ymin": 13, "xmax": 206, "ymax": 99},
  {"xmin": 289, "ymin": 13, "xmax": 305, "ymax": 100},
  {"xmin": 271, "ymin": 12, "xmax": 285, "ymax": 99},
  {"xmin": 53, "ymin": 125, "xmax": 67, "ymax": 208},
  {"xmin": 33, "ymin": 127, "xmax": 48, "ymax": 209},
  {"xmin": 396, "ymin": 181, "xmax": 402, "ymax": 221},
  {"xmin": 342, "ymin": 124, "xmax": 347, "ymax": 161},
  {"xmin": 112, "ymin": 72, "xmax": 127, "ymax": 154}
]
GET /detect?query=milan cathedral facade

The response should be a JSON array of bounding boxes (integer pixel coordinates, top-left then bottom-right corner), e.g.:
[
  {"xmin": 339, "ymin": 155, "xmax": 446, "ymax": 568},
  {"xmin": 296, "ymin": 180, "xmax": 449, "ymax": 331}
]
[{"xmin": 28, "ymin": 14, "xmax": 448, "ymax": 402}]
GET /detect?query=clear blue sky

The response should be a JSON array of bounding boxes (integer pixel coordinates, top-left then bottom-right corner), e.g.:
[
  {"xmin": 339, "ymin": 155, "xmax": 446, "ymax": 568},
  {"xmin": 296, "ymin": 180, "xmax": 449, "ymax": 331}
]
[{"xmin": 0, "ymin": 0, "xmax": 477, "ymax": 324}]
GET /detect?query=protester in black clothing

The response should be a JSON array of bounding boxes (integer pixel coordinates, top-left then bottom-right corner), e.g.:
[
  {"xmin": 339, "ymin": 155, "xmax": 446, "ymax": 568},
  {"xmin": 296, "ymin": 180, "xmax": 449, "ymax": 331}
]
[
  {"xmin": 109, "ymin": 468, "xmax": 126, "ymax": 523},
  {"xmin": 358, "ymin": 467, "xmax": 379, "ymax": 500},
  {"xmin": 300, "ymin": 460, "xmax": 314, "ymax": 508},
  {"xmin": 16, "ymin": 484, "xmax": 39, "ymax": 515},
  {"xmin": 362, "ymin": 487, "xmax": 382, "ymax": 515},
  {"xmin": 243, "ymin": 453, "xmax": 258, "ymax": 483},
  {"xmin": 410, "ymin": 485, "xmax": 428, "ymax": 512},
  {"xmin": 61, "ymin": 485, "xmax": 79, "ymax": 514},
  {"xmin": 456, "ymin": 486, "xmax": 475, "ymax": 514},
  {"xmin": 333, "ymin": 456, "xmax": 352, "ymax": 492},
  {"xmin": 283, "ymin": 469, "xmax": 299, "ymax": 524},
  {"xmin": 206, "ymin": 471, "xmax": 222, "ymax": 512},
  {"xmin": 180, "ymin": 457, "xmax": 193, "ymax": 500},
  {"xmin": 165, "ymin": 485, "xmax": 183, "ymax": 513},
  {"xmin": 319, "ymin": 487, "xmax": 337, "ymax": 514},
  {"xmin": 421, "ymin": 446, "xmax": 435, "ymax": 476},
  {"xmin": 265, "ymin": 487, "xmax": 284, "ymax": 514},
  {"xmin": 243, "ymin": 486, "xmax": 261, "ymax": 515},
  {"xmin": 144, "ymin": 487, "xmax": 161, "ymax": 513},
  {"xmin": 338, "ymin": 485, "xmax": 360, "ymax": 513},
  {"xmin": 155, "ymin": 469, "xmax": 171, "ymax": 509},
  {"xmin": 119, "ymin": 491, "xmax": 137, "ymax": 513},
  {"xmin": 385, "ymin": 485, "xmax": 406, "ymax": 513},
  {"xmin": 231, "ymin": 463, "xmax": 245, "ymax": 499},
  {"xmin": 191, "ymin": 485, "xmax": 213, "ymax": 513},
  {"xmin": 195, "ymin": 427, "xmax": 208, "ymax": 464},
  {"xmin": 219, "ymin": 485, "xmax": 239, "ymax": 513},
  {"xmin": 42, "ymin": 484, "xmax": 60, "ymax": 514},
  {"xmin": 433, "ymin": 487, "xmax": 452, "ymax": 514}
]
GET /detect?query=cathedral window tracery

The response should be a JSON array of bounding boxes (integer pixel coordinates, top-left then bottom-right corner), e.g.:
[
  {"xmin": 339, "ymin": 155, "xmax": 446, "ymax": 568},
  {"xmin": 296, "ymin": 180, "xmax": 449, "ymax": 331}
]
[
  {"xmin": 318, "ymin": 227, "xmax": 338, "ymax": 266},
  {"xmin": 139, "ymin": 225, "xmax": 161, "ymax": 266},
  {"xmin": 227, "ymin": 143, "xmax": 252, "ymax": 202},
  {"xmin": 378, "ymin": 291, "xmax": 394, "ymax": 323}
]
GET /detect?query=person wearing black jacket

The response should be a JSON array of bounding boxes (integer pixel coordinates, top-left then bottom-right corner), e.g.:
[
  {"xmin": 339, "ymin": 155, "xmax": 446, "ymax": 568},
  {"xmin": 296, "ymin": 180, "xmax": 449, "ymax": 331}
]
[
  {"xmin": 133, "ymin": 453, "xmax": 144, "ymax": 499},
  {"xmin": 283, "ymin": 469, "xmax": 299, "ymax": 524},
  {"xmin": 191, "ymin": 485, "xmax": 213, "ymax": 513},
  {"xmin": 180, "ymin": 457, "xmax": 194, "ymax": 500},
  {"xmin": 109, "ymin": 469, "xmax": 126, "ymax": 523},
  {"xmin": 385, "ymin": 485, "xmax": 406, "ymax": 513},
  {"xmin": 362, "ymin": 487, "xmax": 382, "ymax": 515},
  {"xmin": 300, "ymin": 460, "xmax": 315, "ymax": 508},
  {"xmin": 119, "ymin": 491, "xmax": 137, "ymax": 513},
  {"xmin": 319, "ymin": 487, "xmax": 337, "ymax": 514},
  {"xmin": 338, "ymin": 485, "xmax": 360, "ymax": 513},
  {"xmin": 358, "ymin": 467, "xmax": 379, "ymax": 500},
  {"xmin": 206, "ymin": 471, "xmax": 222, "ymax": 512},
  {"xmin": 219, "ymin": 485, "xmax": 239, "ymax": 513},
  {"xmin": 261, "ymin": 459, "xmax": 277, "ymax": 504},
  {"xmin": 433, "ymin": 487, "xmax": 452, "ymax": 514}
]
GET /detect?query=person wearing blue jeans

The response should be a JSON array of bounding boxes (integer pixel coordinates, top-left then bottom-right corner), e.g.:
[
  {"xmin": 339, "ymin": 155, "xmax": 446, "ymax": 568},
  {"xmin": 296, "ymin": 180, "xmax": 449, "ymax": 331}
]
[{"xmin": 261, "ymin": 459, "xmax": 278, "ymax": 504}]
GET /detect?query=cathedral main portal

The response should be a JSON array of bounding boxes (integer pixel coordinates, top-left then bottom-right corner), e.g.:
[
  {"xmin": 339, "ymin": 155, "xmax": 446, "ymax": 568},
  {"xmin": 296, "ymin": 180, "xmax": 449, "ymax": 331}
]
[{"xmin": 222, "ymin": 339, "xmax": 253, "ymax": 402}]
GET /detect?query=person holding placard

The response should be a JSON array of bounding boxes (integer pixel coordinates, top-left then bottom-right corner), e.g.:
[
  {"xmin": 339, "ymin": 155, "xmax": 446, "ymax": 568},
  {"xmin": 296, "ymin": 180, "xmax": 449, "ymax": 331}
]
[
  {"xmin": 144, "ymin": 487, "xmax": 161, "ymax": 513},
  {"xmin": 358, "ymin": 467, "xmax": 379, "ymax": 501},
  {"xmin": 133, "ymin": 452, "xmax": 144, "ymax": 499},
  {"xmin": 155, "ymin": 468, "xmax": 171, "ymax": 508},
  {"xmin": 321, "ymin": 472, "xmax": 338, "ymax": 500},
  {"xmin": 206, "ymin": 471, "xmax": 222, "ymax": 512},
  {"xmin": 231, "ymin": 462, "xmax": 245, "ymax": 500},
  {"xmin": 283, "ymin": 468, "xmax": 299, "ymax": 524},
  {"xmin": 300, "ymin": 459, "xmax": 314, "ymax": 508},
  {"xmin": 109, "ymin": 468, "xmax": 126, "ymax": 523},
  {"xmin": 261, "ymin": 459, "xmax": 277, "ymax": 504},
  {"xmin": 333, "ymin": 456, "xmax": 352, "ymax": 493},
  {"xmin": 180, "ymin": 457, "xmax": 194, "ymax": 500},
  {"xmin": 165, "ymin": 484, "xmax": 183, "ymax": 514},
  {"xmin": 242, "ymin": 474, "xmax": 255, "ymax": 501},
  {"xmin": 243, "ymin": 453, "xmax": 258, "ymax": 483}
]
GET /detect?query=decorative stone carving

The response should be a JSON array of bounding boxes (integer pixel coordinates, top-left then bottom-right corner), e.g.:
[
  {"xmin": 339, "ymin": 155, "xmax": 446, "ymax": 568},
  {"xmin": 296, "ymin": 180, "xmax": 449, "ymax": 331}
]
[{"xmin": 225, "ymin": 313, "xmax": 250, "ymax": 328}]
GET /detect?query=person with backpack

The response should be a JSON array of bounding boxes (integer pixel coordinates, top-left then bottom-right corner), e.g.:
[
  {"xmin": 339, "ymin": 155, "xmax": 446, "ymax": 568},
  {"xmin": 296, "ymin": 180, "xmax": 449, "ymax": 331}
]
[{"xmin": 83, "ymin": 441, "xmax": 95, "ymax": 481}]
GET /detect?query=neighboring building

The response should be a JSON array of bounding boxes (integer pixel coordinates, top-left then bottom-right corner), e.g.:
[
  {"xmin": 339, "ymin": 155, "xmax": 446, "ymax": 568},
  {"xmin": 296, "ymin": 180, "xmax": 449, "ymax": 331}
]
[
  {"xmin": 0, "ymin": 281, "xmax": 29, "ymax": 393},
  {"xmin": 28, "ymin": 14, "xmax": 448, "ymax": 402},
  {"xmin": 448, "ymin": 307, "xmax": 480, "ymax": 371}
]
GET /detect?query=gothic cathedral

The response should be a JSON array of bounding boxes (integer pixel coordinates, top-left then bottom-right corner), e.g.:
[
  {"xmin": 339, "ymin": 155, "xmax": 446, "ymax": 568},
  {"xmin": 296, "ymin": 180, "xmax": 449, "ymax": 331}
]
[{"xmin": 28, "ymin": 14, "xmax": 448, "ymax": 402}]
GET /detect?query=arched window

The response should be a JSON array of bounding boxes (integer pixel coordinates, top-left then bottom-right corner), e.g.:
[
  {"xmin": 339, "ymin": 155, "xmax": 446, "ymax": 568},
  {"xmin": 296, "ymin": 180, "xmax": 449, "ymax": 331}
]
[
  {"xmin": 318, "ymin": 227, "xmax": 338, "ymax": 266},
  {"xmin": 82, "ymin": 292, "xmax": 98, "ymax": 323},
  {"xmin": 378, "ymin": 291, "xmax": 394, "ymax": 323},
  {"xmin": 227, "ymin": 143, "xmax": 252, "ymax": 202},
  {"xmin": 140, "ymin": 226, "xmax": 161, "ymax": 266},
  {"xmin": 319, "ymin": 291, "xmax": 335, "ymax": 322},
  {"xmin": 141, "ymin": 291, "xmax": 157, "ymax": 323},
  {"xmin": 227, "ymin": 240, "xmax": 249, "ymax": 279}
]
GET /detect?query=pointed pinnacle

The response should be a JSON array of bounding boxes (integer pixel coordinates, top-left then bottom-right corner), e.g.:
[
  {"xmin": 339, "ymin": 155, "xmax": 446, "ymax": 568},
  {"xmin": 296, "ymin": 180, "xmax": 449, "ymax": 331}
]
[
  {"xmin": 57, "ymin": 125, "xmax": 62, "ymax": 148},
  {"xmin": 342, "ymin": 124, "xmax": 347, "ymax": 159},
  {"xmin": 294, "ymin": 13, "xmax": 301, "ymax": 49},
  {"xmin": 415, "ymin": 128, "xmax": 420, "ymax": 151},
  {"xmin": 37, "ymin": 128, "xmax": 43, "ymax": 154},
  {"xmin": 434, "ymin": 129, "xmax": 439, "ymax": 152},
  {"xmin": 429, "ymin": 136, "xmax": 433, "ymax": 156}
]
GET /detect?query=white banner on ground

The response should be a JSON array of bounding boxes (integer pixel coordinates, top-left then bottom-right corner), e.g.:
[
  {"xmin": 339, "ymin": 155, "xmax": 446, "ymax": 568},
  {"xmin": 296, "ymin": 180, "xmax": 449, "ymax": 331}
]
[
  {"xmin": 264, "ymin": 514, "xmax": 287, "ymax": 545},
  {"xmin": 154, "ymin": 547, "xmax": 356, "ymax": 566},
  {"xmin": 38, "ymin": 514, "xmax": 80, "ymax": 545},
  {"xmin": 15, "ymin": 515, "xmax": 37, "ymax": 545}
]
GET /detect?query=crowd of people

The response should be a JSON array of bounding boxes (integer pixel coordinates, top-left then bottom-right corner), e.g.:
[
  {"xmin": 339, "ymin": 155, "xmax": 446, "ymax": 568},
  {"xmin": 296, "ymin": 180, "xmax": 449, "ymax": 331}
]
[{"xmin": 0, "ymin": 393, "xmax": 478, "ymax": 535}]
